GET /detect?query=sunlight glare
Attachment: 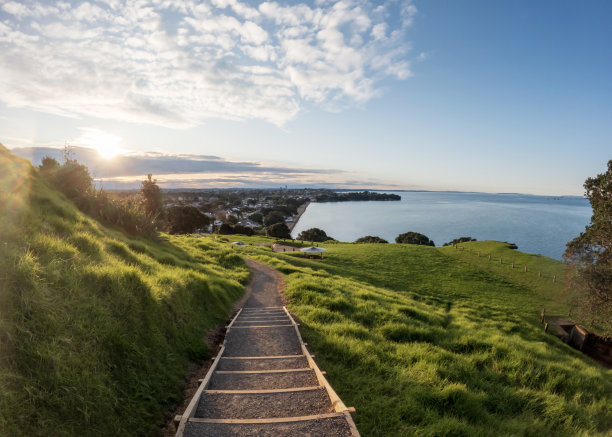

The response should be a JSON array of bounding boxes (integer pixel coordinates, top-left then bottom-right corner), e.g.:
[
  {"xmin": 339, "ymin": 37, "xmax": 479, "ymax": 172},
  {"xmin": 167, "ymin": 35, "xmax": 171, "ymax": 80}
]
[{"xmin": 79, "ymin": 128, "xmax": 123, "ymax": 159}]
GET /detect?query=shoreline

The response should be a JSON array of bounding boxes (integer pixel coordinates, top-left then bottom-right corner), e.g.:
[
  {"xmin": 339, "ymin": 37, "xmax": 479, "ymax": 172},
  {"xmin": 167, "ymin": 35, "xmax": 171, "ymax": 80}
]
[{"xmin": 286, "ymin": 200, "xmax": 311, "ymax": 233}]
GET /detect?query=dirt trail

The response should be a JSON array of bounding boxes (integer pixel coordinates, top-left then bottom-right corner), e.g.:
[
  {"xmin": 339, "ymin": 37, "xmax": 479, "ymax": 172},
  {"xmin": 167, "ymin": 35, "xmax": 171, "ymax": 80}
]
[{"xmin": 176, "ymin": 259, "xmax": 359, "ymax": 437}]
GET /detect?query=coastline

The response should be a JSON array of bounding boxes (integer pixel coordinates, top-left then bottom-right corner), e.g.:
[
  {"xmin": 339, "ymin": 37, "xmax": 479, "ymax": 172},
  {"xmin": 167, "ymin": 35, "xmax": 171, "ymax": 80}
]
[{"xmin": 287, "ymin": 201, "xmax": 311, "ymax": 232}]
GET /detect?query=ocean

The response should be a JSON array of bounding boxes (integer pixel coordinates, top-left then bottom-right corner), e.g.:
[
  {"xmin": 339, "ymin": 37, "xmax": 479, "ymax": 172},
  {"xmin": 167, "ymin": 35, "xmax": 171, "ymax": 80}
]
[{"xmin": 290, "ymin": 191, "xmax": 592, "ymax": 260}]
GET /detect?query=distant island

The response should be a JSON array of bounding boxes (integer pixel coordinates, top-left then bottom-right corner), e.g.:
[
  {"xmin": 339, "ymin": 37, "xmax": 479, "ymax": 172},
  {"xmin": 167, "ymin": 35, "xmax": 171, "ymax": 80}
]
[{"xmin": 316, "ymin": 191, "xmax": 401, "ymax": 202}]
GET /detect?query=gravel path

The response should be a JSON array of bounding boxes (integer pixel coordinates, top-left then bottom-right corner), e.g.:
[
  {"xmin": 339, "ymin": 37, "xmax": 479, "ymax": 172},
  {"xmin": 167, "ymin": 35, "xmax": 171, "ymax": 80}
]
[
  {"xmin": 180, "ymin": 259, "xmax": 357, "ymax": 437},
  {"xmin": 184, "ymin": 415, "xmax": 352, "ymax": 437}
]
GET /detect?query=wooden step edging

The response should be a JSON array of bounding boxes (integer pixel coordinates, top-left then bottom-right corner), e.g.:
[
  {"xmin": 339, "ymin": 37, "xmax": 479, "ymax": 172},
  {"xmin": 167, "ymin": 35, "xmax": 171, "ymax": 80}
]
[
  {"xmin": 174, "ymin": 309, "xmax": 243, "ymax": 436},
  {"xmin": 220, "ymin": 355, "xmax": 305, "ymax": 360},
  {"xmin": 175, "ymin": 306, "xmax": 360, "ymax": 437},
  {"xmin": 187, "ymin": 411, "xmax": 351, "ymax": 424},
  {"xmin": 205, "ymin": 386, "xmax": 323, "ymax": 394},
  {"xmin": 214, "ymin": 368, "xmax": 311, "ymax": 374},
  {"xmin": 282, "ymin": 306, "xmax": 360, "ymax": 436},
  {"xmin": 230, "ymin": 324, "xmax": 296, "ymax": 328}
]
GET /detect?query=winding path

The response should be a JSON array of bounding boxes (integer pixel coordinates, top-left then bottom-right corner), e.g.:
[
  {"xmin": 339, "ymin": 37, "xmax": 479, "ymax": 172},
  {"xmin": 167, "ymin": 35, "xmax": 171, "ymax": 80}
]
[{"xmin": 175, "ymin": 259, "xmax": 359, "ymax": 437}]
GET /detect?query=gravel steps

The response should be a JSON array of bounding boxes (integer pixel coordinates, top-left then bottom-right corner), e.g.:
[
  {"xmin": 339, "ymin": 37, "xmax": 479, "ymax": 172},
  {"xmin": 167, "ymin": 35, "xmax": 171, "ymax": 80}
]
[
  {"xmin": 209, "ymin": 369, "xmax": 318, "ymax": 390},
  {"xmin": 223, "ymin": 326, "xmax": 302, "ymax": 357},
  {"xmin": 177, "ymin": 260, "xmax": 356, "ymax": 437},
  {"xmin": 183, "ymin": 414, "xmax": 354, "ymax": 437},
  {"xmin": 217, "ymin": 356, "xmax": 309, "ymax": 371},
  {"xmin": 194, "ymin": 387, "xmax": 333, "ymax": 419}
]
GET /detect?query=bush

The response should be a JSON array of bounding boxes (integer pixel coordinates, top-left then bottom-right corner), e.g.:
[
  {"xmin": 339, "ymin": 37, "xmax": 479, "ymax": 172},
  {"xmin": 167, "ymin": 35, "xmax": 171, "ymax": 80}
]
[
  {"xmin": 396, "ymin": 232, "xmax": 435, "ymax": 246},
  {"xmin": 443, "ymin": 237, "xmax": 476, "ymax": 246},
  {"xmin": 266, "ymin": 222, "xmax": 292, "ymax": 239},
  {"xmin": 355, "ymin": 236, "xmax": 388, "ymax": 244},
  {"xmin": 264, "ymin": 210, "xmax": 285, "ymax": 226},
  {"xmin": 298, "ymin": 228, "xmax": 333, "ymax": 242},
  {"xmin": 166, "ymin": 205, "xmax": 210, "ymax": 234}
]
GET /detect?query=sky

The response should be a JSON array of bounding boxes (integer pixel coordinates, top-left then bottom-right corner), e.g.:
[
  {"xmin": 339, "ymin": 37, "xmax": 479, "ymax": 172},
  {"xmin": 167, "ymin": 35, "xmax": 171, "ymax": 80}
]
[{"xmin": 0, "ymin": 0, "xmax": 610, "ymax": 195}]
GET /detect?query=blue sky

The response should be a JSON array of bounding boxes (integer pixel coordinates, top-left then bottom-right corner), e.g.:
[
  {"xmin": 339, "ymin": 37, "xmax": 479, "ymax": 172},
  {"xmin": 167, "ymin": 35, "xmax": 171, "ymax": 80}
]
[{"xmin": 0, "ymin": 0, "xmax": 610, "ymax": 194}]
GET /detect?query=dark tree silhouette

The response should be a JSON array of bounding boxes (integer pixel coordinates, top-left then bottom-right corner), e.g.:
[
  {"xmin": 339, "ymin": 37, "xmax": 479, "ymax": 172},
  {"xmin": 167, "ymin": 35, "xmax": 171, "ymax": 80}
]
[
  {"xmin": 140, "ymin": 174, "xmax": 163, "ymax": 217},
  {"xmin": 565, "ymin": 159, "xmax": 612, "ymax": 330},
  {"xmin": 395, "ymin": 232, "xmax": 435, "ymax": 246}
]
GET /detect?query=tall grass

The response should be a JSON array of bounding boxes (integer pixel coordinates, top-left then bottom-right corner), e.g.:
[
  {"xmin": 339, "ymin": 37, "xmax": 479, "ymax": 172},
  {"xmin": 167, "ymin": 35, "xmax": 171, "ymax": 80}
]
[
  {"xmin": 0, "ymin": 146, "xmax": 250, "ymax": 436},
  {"xmin": 229, "ymin": 236, "xmax": 612, "ymax": 436}
]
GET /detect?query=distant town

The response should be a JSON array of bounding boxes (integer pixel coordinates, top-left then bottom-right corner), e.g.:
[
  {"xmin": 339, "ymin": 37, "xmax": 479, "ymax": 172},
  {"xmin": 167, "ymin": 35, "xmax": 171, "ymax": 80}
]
[{"xmin": 158, "ymin": 188, "xmax": 401, "ymax": 233}]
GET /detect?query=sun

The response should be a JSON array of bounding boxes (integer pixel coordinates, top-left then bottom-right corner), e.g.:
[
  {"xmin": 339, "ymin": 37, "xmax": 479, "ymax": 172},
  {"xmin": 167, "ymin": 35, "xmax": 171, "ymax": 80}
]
[{"xmin": 79, "ymin": 128, "xmax": 124, "ymax": 159}]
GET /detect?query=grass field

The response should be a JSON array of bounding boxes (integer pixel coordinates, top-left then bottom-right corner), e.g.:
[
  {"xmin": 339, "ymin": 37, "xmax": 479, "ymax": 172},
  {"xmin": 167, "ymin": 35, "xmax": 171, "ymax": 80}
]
[
  {"xmin": 0, "ymin": 147, "xmax": 250, "ymax": 436},
  {"xmin": 2, "ymin": 141, "xmax": 611, "ymax": 436},
  {"xmin": 225, "ymin": 236, "xmax": 612, "ymax": 436}
]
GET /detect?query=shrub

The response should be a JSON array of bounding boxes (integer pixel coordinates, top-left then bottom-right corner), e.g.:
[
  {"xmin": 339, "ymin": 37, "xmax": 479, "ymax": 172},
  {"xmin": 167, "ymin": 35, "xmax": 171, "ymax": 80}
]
[
  {"xmin": 443, "ymin": 237, "xmax": 477, "ymax": 246},
  {"xmin": 266, "ymin": 222, "xmax": 292, "ymax": 239},
  {"xmin": 298, "ymin": 227, "xmax": 333, "ymax": 242},
  {"xmin": 166, "ymin": 205, "xmax": 210, "ymax": 234},
  {"xmin": 355, "ymin": 235, "xmax": 388, "ymax": 244},
  {"xmin": 396, "ymin": 232, "xmax": 435, "ymax": 246}
]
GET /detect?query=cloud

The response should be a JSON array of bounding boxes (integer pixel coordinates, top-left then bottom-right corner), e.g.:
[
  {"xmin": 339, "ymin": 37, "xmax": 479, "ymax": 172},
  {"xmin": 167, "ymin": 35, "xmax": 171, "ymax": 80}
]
[
  {"xmin": 10, "ymin": 145, "xmax": 343, "ymax": 177},
  {"xmin": 0, "ymin": 0, "xmax": 418, "ymax": 127}
]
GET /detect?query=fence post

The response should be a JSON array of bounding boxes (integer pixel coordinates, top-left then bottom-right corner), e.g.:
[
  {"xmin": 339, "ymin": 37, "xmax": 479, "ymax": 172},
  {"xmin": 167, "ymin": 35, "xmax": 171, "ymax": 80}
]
[
  {"xmin": 541, "ymin": 308, "xmax": 546, "ymax": 323},
  {"xmin": 553, "ymin": 275, "xmax": 556, "ymax": 283},
  {"xmin": 524, "ymin": 265, "xmax": 527, "ymax": 272},
  {"xmin": 538, "ymin": 271, "xmax": 541, "ymax": 278},
  {"xmin": 488, "ymin": 255, "xmax": 491, "ymax": 261}
]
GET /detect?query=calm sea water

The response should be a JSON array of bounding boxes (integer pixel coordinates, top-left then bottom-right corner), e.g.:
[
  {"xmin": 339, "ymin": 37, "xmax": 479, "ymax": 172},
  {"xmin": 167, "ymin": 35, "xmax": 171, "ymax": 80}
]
[{"xmin": 291, "ymin": 191, "xmax": 592, "ymax": 260}]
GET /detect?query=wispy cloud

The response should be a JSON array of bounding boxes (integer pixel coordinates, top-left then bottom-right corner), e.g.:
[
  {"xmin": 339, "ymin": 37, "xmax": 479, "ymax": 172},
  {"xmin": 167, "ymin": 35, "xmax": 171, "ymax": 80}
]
[
  {"xmin": 9, "ymin": 145, "xmax": 409, "ymax": 189},
  {"xmin": 0, "ymin": 0, "xmax": 417, "ymax": 126}
]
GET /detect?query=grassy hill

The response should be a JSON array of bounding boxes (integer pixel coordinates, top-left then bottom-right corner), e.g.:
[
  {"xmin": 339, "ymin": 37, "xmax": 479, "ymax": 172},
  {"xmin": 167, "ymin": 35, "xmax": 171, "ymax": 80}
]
[
  {"xmin": 227, "ymin": 236, "xmax": 612, "ymax": 436},
  {"xmin": 0, "ymin": 146, "xmax": 250, "ymax": 436},
  {"xmin": 2, "ymin": 142, "xmax": 610, "ymax": 436}
]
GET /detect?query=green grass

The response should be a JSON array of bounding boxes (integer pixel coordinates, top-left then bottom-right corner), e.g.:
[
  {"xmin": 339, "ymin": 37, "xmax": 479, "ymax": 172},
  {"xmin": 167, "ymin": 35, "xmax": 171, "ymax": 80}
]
[
  {"xmin": 0, "ymin": 146, "xmax": 250, "ymax": 436},
  {"xmin": 227, "ymin": 236, "xmax": 612, "ymax": 436}
]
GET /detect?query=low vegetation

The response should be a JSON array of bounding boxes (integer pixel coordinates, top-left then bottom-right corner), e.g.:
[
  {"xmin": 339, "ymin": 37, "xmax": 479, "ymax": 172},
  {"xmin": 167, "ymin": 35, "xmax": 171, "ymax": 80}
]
[
  {"xmin": 443, "ymin": 236, "xmax": 477, "ymax": 246},
  {"xmin": 396, "ymin": 231, "xmax": 435, "ymax": 246},
  {"xmin": 0, "ymin": 146, "xmax": 249, "ymax": 436},
  {"xmin": 564, "ymin": 159, "xmax": 612, "ymax": 334},
  {"xmin": 297, "ymin": 227, "xmax": 334, "ymax": 242},
  {"xmin": 355, "ymin": 235, "xmax": 388, "ymax": 244},
  {"xmin": 230, "ymin": 236, "xmax": 612, "ymax": 436}
]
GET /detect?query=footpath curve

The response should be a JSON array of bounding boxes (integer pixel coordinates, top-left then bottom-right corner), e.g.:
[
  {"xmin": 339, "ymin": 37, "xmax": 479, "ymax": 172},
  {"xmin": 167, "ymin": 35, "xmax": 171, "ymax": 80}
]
[{"xmin": 175, "ymin": 259, "xmax": 360, "ymax": 437}]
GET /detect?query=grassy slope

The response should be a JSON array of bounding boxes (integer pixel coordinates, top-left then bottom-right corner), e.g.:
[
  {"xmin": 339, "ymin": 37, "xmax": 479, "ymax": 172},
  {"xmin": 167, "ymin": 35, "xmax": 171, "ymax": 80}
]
[
  {"xmin": 227, "ymin": 236, "xmax": 612, "ymax": 436},
  {"xmin": 0, "ymin": 146, "xmax": 250, "ymax": 437}
]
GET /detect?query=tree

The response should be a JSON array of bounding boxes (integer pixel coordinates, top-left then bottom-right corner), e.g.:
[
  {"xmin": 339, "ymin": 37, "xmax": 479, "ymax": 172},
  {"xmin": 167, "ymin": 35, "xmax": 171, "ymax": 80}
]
[
  {"xmin": 53, "ymin": 159, "xmax": 93, "ymax": 204},
  {"xmin": 355, "ymin": 236, "xmax": 388, "ymax": 244},
  {"xmin": 140, "ymin": 174, "xmax": 163, "ymax": 217},
  {"xmin": 264, "ymin": 210, "xmax": 285, "ymax": 226},
  {"xmin": 564, "ymin": 159, "xmax": 612, "ymax": 331},
  {"xmin": 38, "ymin": 156, "xmax": 60, "ymax": 174},
  {"xmin": 298, "ymin": 228, "xmax": 333, "ymax": 242},
  {"xmin": 395, "ymin": 232, "xmax": 435, "ymax": 246},
  {"xmin": 443, "ymin": 237, "xmax": 477, "ymax": 246},
  {"xmin": 248, "ymin": 212, "xmax": 264, "ymax": 224},
  {"xmin": 266, "ymin": 222, "xmax": 292, "ymax": 239},
  {"xmin": 166, "ymin": 205, "xmax": 210, "ymax": 234}
]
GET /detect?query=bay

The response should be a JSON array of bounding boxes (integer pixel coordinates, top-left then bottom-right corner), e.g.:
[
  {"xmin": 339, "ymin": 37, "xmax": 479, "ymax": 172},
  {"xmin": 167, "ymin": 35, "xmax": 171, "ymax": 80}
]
[{"xmin": 291, "ymin": 191, "xmax": 592, "ymax": 260}]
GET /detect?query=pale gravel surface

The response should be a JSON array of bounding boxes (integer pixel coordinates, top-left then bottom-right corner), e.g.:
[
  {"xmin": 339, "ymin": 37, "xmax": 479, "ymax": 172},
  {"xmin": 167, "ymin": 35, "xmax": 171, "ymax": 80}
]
[
  {"xmin": 194, "ymin": 388, "xmax": 333, "ymax": 419},
  {"xmin": 208, "ymin": 369, "xmax": 318, "ymax": 390},
  {"xmin": 223, "ymin": 326, "xmax": 302, "ymax": 357},
  {"xmin": 216, "ymin": 356, "xmax": 309, "ymax": 371},
  {"xmin": 183, "ymin": 415, "xmax": 352, "ymax": 437},
  {"xmin": 183, "ymin": 259, "xmax": 354, "ymax": 437}
]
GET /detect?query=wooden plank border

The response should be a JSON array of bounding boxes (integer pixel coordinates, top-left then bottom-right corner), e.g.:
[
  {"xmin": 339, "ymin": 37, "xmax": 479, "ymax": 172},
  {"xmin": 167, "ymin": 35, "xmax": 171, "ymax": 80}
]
[
  {"xmin": 187, "ymin": 412, "xmax": 347, "ymax": 424},
  {"xmin": 282, "ymin": 306, "xmax": 361, "ymax": 437},
  {"xmin": 174, "ymin": 308, "xmax": 242, "ymax": 437}
]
